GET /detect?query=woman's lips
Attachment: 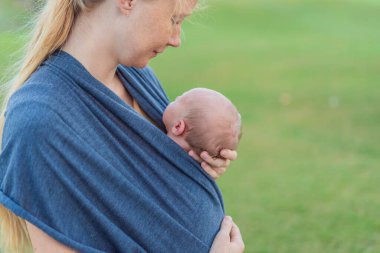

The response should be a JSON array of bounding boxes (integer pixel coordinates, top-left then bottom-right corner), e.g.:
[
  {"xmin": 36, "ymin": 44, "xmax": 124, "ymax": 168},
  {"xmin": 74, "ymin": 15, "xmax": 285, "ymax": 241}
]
[{"xmin": 153, "ymin": 50, "xmax": 164, "ymax": 57}]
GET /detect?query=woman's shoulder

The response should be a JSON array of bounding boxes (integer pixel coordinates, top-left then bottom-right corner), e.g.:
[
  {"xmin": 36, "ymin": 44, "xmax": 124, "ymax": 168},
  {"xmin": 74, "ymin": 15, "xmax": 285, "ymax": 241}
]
[
  {"xmin": 7, "ymin": 66, "xmax": 73, "ymax": 115},
  {"xmin": 4, "ymin": 68, "xmax": 74, "ymax": 138},
  {"xmin": 2, "ymin": 95, "xmax": 64, "ymax": 151}
]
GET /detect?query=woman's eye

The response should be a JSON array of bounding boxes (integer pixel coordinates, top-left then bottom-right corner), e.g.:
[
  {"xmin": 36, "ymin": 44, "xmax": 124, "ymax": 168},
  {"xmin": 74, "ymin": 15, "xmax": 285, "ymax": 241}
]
[
  {"xmin": 171, "ymin": 18, "xmax": 178, "ymax": 25},
  {"xmin": 171, "ymin": 17, "xmax": 182, "ymax": 25}
]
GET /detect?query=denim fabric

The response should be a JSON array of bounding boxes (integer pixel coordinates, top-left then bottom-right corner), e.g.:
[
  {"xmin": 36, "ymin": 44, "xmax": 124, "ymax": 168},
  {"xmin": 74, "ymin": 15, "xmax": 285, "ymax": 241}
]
[{"xmin": 0, "ymin": 51, "xmax": 224, "ymax": 253}]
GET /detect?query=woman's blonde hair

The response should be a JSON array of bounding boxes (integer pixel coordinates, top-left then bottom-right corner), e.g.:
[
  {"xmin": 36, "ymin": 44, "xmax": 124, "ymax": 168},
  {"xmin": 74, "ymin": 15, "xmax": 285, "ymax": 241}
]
[
  {"xmin": 0, "ymin": 1, "xmax": 106, "ymax": 251},
  {"xmin": 0, "ymin": 0, "xmax": 198, "ymax": 252}
]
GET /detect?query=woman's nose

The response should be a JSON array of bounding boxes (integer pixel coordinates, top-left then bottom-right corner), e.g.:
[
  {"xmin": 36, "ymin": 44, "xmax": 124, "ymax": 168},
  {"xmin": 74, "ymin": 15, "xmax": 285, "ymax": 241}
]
[
  {"xmin": 168, "ymin": 36, "xmax": 181, "ymax": 47},
  {"xmin": 168, "ymin": 27, "xmax": 181, "ymax": 47}
]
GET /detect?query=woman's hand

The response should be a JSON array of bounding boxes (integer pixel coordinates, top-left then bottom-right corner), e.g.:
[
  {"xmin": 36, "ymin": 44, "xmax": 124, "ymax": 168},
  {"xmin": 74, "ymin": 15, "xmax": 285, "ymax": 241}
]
[
  {"xmin": 210, "ymin": 216, "xmax": 245, "ymax": 253},
  {"xmin": 189, "ymin": 149, "xmax": 238, "ymax": 179}
]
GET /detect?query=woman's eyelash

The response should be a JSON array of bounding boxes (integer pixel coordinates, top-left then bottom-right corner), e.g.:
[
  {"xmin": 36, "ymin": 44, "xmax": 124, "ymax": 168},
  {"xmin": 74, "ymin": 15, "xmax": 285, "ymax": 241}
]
[
  {"xmin": 171, "ymin": 18, "xmax": 178, "ymax": 25},
  {"xmin": 171, "ymin": 17, "xmax": 184, "ymax": 25}
]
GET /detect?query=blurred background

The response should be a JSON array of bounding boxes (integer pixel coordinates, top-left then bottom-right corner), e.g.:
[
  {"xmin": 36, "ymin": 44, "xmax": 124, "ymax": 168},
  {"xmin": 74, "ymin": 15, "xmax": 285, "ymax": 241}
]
[{"xmin": 1, "ymin": 0, "xmax": 380, "ymax": 252}]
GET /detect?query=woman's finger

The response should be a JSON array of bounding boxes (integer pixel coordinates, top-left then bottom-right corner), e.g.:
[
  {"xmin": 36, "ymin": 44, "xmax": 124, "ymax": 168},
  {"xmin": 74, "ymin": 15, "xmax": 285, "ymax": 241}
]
[
  {"xmin": 200, "ymin": 152, "xmax": 229, "ymax": 168},
  {"xmin": 220, "ymin": 149, "xmax": 238, "ymax": 161},
  {"xmin": 230, "ymin": 223, "xmax": 245, "ymax": 253},
  {"xmin": 219, "ymin": 216, "xmax": 234, "ymax": 238},
  {"xmin": 201, "ymin": 162, "xmax": 219, "ymax": 180},
  {"xmin": 213, "ymin": 166, "xmax": 227, "ymax": 176},
  {"xmin": 188, "ymin": 150, "xmax": 203, "ymax": 163},
  {"xmin": 230, "ymin": 222, "xmax": 244, "ymax": 244}
]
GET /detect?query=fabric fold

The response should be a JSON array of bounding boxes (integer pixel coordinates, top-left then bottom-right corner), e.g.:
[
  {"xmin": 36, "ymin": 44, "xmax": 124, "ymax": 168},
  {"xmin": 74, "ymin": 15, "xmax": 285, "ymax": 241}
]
[{"xmin": 0, "ymin": 51, "xmax": 224, "ymax": 253}]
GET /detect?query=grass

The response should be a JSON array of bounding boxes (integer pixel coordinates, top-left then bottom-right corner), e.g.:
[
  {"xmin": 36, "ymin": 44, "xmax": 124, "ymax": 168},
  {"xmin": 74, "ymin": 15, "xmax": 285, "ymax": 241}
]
[
  {"xmin": 1, "ymin": 0, "xmax": 380, "ymax": 252},
  {"xmin": 0, "ymin": 0, "xmax": 29, "ymax": 88}
]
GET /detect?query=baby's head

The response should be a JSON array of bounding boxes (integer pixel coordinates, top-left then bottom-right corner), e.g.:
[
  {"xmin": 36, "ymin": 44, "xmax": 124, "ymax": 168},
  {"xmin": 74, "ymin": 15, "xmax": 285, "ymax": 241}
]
[{"xmin": 163, "ymin": 88, "xmax": 242, "ymax": 158}]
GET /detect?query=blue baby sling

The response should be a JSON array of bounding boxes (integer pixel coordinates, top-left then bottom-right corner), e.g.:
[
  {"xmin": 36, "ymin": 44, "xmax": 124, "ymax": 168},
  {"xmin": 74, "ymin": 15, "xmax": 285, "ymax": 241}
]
[{"xmin": 0, "ymin": 51, "xmax": 224, "ymax": 253}]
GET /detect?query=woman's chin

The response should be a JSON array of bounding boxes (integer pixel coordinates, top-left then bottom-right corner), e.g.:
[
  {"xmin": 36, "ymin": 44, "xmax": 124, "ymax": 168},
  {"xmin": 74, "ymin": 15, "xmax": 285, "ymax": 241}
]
[
  {"xmin": 121, "ymin": 60, "xmax": 149, "ymax": 69},
  {"xmin": 134, "ymin": 62, "xmax": 149, "ymax": 69},
  {"xmin": 120, "ymin": 54, "xmax": 156, "ymax": 68}
]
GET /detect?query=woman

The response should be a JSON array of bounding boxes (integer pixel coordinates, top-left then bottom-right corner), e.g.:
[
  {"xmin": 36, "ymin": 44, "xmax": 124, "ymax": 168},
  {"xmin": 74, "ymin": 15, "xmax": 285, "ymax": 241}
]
[{"xmin": 0, "ymin": 0, "xmax": 245, "ymax": 252}]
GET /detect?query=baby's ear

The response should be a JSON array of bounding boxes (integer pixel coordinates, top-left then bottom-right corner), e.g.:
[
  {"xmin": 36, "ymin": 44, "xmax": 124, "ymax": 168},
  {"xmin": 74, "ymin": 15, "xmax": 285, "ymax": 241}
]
[{"xmin": 171, "ymin": 119, "xmax": 186, "ymax": 136}]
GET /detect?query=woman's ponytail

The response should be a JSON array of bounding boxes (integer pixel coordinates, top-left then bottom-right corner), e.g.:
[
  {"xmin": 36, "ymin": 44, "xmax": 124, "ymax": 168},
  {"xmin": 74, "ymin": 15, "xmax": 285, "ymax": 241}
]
[
  {"xmin": 0, "ymin": 0, "xmax": 78, "ymax": 146},
  {"xmin": 0, "ymin": 1, "xmax": 86, "ymax": 252}
]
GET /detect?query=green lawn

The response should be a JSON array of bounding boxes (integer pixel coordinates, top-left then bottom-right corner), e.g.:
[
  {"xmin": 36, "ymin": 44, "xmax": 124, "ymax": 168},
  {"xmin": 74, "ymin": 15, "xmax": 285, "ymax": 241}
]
[
  {"xmin": 0, "ymin": 0, "xmax": 28, "ymax": 89},
  {"xmin": 1, "ymin": 0, "xmax": 380, "ymax": 252}
]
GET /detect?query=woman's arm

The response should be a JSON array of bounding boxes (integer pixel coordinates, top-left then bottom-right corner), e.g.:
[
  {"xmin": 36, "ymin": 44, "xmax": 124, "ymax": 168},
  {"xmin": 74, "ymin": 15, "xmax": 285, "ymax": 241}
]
[
  {"xmin": 26, "ymin": 217, "xmax": 244, "ymax": 253},
  {"xmin": 26, "ymin": 221, "xmax": 78, "ymax": 253}
]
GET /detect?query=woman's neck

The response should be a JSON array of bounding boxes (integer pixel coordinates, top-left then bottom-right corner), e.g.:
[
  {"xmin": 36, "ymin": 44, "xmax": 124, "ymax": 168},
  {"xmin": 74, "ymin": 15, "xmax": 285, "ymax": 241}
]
[
  {"xmin": 61, "ymin": 6, "xmax": 133, "ymax": 105},
  {"xmin": 62, "ymin": 13, "xmax": 117, "ymax": 86}
]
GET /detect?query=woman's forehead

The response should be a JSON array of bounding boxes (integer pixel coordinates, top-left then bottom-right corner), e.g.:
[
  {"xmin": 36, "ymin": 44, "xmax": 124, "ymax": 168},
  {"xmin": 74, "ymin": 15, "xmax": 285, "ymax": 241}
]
[{"xmin": 174, "ymin": 0, "xmax": 198, "ymax": 16}]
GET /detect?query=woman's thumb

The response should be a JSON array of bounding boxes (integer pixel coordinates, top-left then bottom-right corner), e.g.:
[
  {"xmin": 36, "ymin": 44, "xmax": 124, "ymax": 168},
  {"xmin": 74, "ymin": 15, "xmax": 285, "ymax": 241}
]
[{"xmin": 219, "ymin": 216, "xmax": 233, "ymax": 238}]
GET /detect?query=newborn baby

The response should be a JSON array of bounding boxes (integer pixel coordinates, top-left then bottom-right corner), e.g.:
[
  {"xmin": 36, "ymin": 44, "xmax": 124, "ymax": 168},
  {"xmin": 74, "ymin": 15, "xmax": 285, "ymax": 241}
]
[{"xmin": 163, "ymin": 88, "xmax": 242, "ymax": 158}]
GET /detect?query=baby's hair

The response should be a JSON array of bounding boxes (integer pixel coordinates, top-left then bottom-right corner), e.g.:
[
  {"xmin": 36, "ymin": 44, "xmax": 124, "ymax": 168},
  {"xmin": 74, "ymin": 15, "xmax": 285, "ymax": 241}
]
[{"xmin": 182, "ymin": 89, "xmax": 242, "ymax": 157}]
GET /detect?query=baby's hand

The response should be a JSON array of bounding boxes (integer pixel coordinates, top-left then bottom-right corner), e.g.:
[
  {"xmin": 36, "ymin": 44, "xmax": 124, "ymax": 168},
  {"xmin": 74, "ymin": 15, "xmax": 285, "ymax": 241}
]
[{"xmin": 188, "ymin": 149, "xmax": 238, "ymax": 180}]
